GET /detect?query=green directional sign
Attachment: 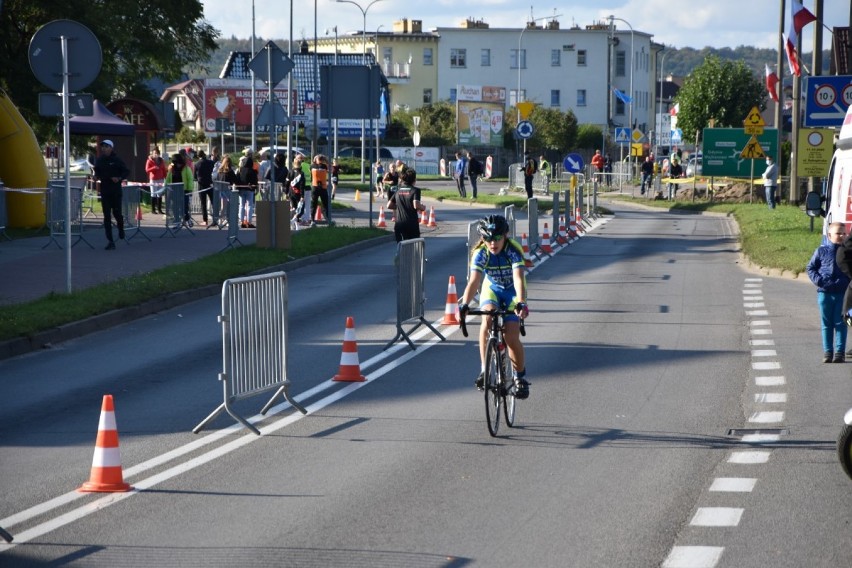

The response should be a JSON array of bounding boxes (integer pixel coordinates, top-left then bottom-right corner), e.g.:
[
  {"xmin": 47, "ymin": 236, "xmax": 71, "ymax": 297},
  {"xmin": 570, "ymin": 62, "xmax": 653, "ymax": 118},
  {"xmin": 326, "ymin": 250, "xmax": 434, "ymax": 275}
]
[{"xmin": 702, "ymin": 128, "xmax": 778, "ymax": 177}]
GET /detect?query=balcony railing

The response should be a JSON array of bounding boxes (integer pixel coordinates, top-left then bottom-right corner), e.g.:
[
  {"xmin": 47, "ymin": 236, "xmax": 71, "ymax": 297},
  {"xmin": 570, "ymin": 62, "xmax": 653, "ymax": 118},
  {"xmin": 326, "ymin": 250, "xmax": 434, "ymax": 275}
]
[{"xmin": 382, "ymin": 61, "xmax": 411, "ymax": 79}]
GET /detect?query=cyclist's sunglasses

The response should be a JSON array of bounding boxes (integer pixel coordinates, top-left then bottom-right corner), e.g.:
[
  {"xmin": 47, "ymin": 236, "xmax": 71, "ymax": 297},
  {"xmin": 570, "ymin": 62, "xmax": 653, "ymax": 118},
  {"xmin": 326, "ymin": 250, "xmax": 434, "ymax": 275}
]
[{"xmin": 483, "ymin": 233, "xmax": 505, "ymax": 242}]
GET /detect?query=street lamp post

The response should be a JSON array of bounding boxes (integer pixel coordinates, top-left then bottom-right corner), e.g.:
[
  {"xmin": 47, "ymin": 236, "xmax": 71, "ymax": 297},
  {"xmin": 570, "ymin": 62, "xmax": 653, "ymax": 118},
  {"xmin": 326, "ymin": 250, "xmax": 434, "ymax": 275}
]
[
  {"xmin": 655, "ymin": 48, "xmax": 670, "ymax": 160},
  {"xmin": 517, "ymin": 14, "xmax": 561, "ymax": 157},
  {"xmin": 609, "ymin": 15, "xmax": 633, "ymax": 184},
  {"xmin": 336, "ymin": 0, "xmax": 385, "ymax": 183}
]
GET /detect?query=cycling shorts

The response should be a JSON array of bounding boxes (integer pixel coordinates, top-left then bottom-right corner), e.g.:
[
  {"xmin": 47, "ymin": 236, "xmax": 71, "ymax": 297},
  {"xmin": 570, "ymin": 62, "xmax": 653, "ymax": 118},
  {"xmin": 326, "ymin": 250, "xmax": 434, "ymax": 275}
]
[{"xmin": 479, "ymin": 286, "xmax": 520, "ymax": 322}]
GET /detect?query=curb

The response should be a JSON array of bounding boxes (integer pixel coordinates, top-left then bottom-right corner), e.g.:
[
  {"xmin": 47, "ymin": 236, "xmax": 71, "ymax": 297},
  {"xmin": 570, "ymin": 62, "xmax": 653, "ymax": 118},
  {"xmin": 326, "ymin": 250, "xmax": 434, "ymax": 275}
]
[{"xmin": 0, "ymin": 233, "xmax": 396, "ymax": 362}]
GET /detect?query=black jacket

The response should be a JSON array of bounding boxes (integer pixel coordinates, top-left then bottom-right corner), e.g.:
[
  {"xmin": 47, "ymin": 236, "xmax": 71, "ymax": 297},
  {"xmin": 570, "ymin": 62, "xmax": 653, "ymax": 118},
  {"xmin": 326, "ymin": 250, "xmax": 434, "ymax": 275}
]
[{"xmin": 94, "ymin": 153, "xmax": 130, "ymax": 193}]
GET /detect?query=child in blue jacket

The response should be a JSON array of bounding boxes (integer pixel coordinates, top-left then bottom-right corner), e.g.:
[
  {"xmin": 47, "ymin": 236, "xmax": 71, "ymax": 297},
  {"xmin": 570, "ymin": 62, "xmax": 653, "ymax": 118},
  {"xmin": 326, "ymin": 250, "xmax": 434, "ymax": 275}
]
[{"xmin": 807, "ymin": 222, "xmax": 849, "ymax": 363}]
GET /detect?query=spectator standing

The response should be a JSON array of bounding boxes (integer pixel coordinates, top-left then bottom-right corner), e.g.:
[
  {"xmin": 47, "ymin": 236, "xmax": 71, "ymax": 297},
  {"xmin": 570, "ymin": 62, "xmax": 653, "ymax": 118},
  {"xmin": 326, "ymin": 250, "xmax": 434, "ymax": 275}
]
[
  {"xmin": 467, "ymin": 151, "xmax": 482, "ymax": 199},
  {"xmin": 266, "ymin": 152, "xmax": 289, "ymax": 199},
  {"xmin": 145, "ymin": 147, "xmax": 167, "ymax": 215},
  {"xmin": 288, "ymin": 155, "xmax": 307, "ymax": 224},
  {"xmin": 258, "ymin": 150, "xmax": 272, "ymax": 188},
  {"xmin": 762, "ymin": 156, "xmax": 778, "ymax": 209},
  {"xmin": 539, "ymin": 154, "xmax": 550, "ymax": 193},
  {"xmin": 166, "ymin": 153, "xmax": 194, "ymax": 224},
  {"xmin": 310, "ymin": 154, "xmax": 330, "ymax": 225},
  {"xmin": 807, "ymin": 222, "xmax": 850, "ymax": 363},
  {"xmin": 640, "ymin": 155, "xmax": 654, "ymax": 195},
  {"xmin": 387, "ymin": 167, "xmax": 425, "ymax": 242},
  {"xmin": 216, "ymin": 155, "xmax": 238, "ymax": 226},
  {"xmin": 93, "ymin": 140, "xmax": 129, "ymax": 250},
  {"xmin": 237, "ymin": 155, "xmax": 258, "ymax": 228},
  {"xmin": 374, "ymin": 160, "xmax": 385, "ymax": 198},
  {"xmin": 194, "ymin": 150, "xmax": 215, "ymax": 226},
  {"xmin": 603, "ymin": 154, "xmax": 613, "ymax": 187},
  {"xmin": 382, "ymin": 162, "xmax": 399, "ymax": 193},
  {"xmin": 522, "ymin": 152, "xmax": 537, "ymax": 199},
  {"xmin": 591, "ymin": 149, "xmax": 604, "ymax": 185},
  {"xmin": 330, "ymin": 158, "xmax": 340, "ymax": 200},
  {"xmin": 454, "ymin": 151, "xmax": 468, "ymax": 197},
  {"xmin": 668, "ymin": 157, "xmax": 683, "ymax": 200}
]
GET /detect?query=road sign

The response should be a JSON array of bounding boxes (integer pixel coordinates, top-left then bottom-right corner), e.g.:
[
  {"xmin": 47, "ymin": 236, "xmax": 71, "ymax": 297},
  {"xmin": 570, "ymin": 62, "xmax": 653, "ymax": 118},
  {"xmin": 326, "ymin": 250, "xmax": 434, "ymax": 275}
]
[
  {"xmin": 631, "ymin": 143, "xmax": 643, "ymax": 157},
  {"xmin": 615, "ymin": 127, "xmax": 630, "ymax": 145},
  {"xmin": 804, "ymin": 75, "xmax": 852, "ymax": 127},
  {"xmin": 562, "ymin": 153, "xmax": 584, "ymax": 173},
  {"xmin": 516, "ymin": 120, "xmax": 534, "ymax": 139},
  {"xmin": 702, "ymin": 128, "xmax": 778, "ymax": 177},
  {"xmin": 671, "ymin": 128, "xmax": 683, "ymax": 145},
  {"xmin": 413, "ymin": 131, "xmax": 421, "ymax": 147},
  {"xmin": 29, "ymin": 20, "xmax": 102, "ymax": 92},
  {"xmin": 740, "ymin": 135, "xmax": 766, "ymax": 159},
  {"xmin": 38, "ymin": 93, "xmax": 93, "ymax": 117},
  {"xmin": 797, "ymin": 128, "xmax": 834, "ymax": 177},
  {"xmin": 743, "ymin": 106, "xmax": 765, "ymax": 135},
  {"xmin": 631, "ymin": 128, "xmax": 646, "ymax": 143},
  {"xmin": 256, "ymin": 99, "xmax": 289, "ymax": 128},
  {"xmin": 516, "ymin": 101, "xmax": 534, "ymax": 120},
  {"xmin": 248, "ymin": 41, "xmax": 295, "ymax": 86},
  {"xmin": 215, "ymin": 117, "xmax": 230, "ymax": 131}
]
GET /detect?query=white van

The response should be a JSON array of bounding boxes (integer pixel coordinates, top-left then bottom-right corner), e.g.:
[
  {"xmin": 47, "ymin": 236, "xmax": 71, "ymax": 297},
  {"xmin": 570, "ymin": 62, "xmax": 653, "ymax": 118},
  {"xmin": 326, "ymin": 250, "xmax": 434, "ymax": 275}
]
[{"xmin": 821, "ymin": 104, "xmax": 852, "ymax": 229}]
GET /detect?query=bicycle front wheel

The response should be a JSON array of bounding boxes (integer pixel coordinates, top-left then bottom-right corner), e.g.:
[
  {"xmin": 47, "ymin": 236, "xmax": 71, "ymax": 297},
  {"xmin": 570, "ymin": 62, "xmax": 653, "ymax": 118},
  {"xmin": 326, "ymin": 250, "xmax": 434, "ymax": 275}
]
[
  {"xmin": 502, "ymin": 345, "xmax": 516, "ymax": 427},
  {"xmin": 484, "ymin": 339, "xmax": 501, "ymax": 436},
  {"xmin": 838, "ymin": 423, "xmax": 852, "ymax": 479}
]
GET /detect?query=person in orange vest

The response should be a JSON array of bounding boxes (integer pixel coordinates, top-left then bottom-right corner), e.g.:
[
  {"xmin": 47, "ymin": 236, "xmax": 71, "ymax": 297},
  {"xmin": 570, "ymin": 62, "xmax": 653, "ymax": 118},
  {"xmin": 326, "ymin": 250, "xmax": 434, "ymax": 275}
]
[
  {"xmin": 591, "ymin": 149, "xmax": 604, "ymax": 185},
  {"xmin": 310, "ymin": 154, "xmax": 330, "ymax": 225}
]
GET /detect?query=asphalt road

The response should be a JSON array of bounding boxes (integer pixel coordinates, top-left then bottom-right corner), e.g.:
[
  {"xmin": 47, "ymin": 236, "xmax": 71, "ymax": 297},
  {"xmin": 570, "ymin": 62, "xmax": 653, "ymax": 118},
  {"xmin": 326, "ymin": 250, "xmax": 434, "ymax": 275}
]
[{"xmin": 1, "ymin": 199, "xmax": 851, "ymax": 567}]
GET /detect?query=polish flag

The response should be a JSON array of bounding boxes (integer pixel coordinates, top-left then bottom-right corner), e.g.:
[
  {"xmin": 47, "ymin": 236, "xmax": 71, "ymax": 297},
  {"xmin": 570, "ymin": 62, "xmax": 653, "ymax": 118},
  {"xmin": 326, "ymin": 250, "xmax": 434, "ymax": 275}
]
[
  {"xmin": 669, "ymin": 102, "xmax": 679, "ymax": 116},
  {"xmin": 765, "ymin": 64, "xmax": 780, "ymax": 102},
  {"xmin": 784, "ymin": 0, "xmax": 817, "ymax": 77}
]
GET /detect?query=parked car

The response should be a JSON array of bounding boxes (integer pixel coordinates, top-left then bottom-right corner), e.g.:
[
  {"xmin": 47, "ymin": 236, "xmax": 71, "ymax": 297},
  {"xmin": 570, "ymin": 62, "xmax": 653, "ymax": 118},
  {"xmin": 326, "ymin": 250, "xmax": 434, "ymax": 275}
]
[
  {"xmin": 336, "ymin": 146, "xmax": 394, "ymax": 161},
  {"xmin": 257, "ymin": 146, "xmax": 306, "ymax": 159},
  {"xmin": 686, "ymin": 154, "xmax": 703, "ymax": 177},
  {"xmin": 68, "ymin": 158, "xmax": 92, "ymax": 173}
]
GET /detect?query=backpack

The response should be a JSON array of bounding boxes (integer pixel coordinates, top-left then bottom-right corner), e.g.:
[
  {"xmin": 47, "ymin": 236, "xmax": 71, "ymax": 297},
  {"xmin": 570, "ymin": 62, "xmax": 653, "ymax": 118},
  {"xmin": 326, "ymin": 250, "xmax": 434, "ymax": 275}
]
[{"xmin": 525, "ymin": 158, "xmax": 537, "ymax": 176}]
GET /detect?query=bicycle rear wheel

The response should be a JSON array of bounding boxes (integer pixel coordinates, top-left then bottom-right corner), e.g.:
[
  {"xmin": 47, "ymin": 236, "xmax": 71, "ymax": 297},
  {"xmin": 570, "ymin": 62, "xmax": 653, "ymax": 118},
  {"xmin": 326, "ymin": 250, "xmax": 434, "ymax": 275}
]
[
  {"xmin": 502, "ymin": 345, "xmax": 516, "ymax": 427},
  {"xmin": 484, "ymin": 339, "xmax": 501, "ymax": 436}
]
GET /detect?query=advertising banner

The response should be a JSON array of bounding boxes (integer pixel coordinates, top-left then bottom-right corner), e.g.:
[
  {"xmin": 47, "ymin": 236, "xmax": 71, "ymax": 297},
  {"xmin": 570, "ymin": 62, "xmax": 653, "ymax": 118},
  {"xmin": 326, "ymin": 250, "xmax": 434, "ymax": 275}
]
[
  {"xmin": 458, "ymin": 101, "xmax": 504, "ymax": 146},
  {"xmin": 203, "ymin": 79, "xmax": 294, "ymax": 134}
]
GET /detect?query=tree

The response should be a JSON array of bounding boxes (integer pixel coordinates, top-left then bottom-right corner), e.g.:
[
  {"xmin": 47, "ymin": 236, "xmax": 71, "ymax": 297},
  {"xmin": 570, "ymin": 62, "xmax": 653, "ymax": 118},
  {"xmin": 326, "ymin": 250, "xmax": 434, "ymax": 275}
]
[
  {"xmin": 417, "ymin": 101, "xmax": 456, "ymax": 146},
  {"xmin": 576, "ymin": 124, "xmax": 605, "ymax": 151},
  {"xmin": 505, "ymin": 105, "xmax": 578, "ymax": 155},
  {"xmin": 0, "ymin": 0, "xmax": 219, "ymax": 142},
  {"xmin": 674, "ymin": 55, "xmax": 766, "ymax": 139}
]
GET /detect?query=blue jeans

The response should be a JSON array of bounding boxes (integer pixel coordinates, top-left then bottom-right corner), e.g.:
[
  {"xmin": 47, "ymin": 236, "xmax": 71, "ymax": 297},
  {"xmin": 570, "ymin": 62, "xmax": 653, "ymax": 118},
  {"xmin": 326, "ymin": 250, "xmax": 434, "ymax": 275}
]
[
  {"xmin": 765, "ymin": 185, "xmax": 776, "ymax": 209},
  {"xmin": 818, "ymin": 291, "xmax": 847, "ymax": 353}
]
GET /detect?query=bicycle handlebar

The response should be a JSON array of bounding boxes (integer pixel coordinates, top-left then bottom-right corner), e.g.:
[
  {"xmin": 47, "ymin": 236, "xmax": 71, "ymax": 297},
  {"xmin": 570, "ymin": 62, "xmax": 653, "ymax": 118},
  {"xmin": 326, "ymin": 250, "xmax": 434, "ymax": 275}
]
[{"xmin": 459, "ymin": 307, "xmax": 525, "ymax": 338}]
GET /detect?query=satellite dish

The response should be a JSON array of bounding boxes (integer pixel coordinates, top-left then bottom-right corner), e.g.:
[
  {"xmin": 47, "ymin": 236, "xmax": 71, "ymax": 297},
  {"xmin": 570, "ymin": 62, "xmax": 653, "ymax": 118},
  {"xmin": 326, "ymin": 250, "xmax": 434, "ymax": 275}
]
[{"xmin": 29, "ymin": 20, "xmax": 102, "ymax": 92}]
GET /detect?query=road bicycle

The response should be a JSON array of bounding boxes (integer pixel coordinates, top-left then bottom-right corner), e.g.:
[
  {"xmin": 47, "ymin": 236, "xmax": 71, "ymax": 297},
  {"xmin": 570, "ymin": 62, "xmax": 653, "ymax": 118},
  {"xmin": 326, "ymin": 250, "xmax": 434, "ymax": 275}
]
[{"xmin": 460, "ymin": 307, "xmax": 525, "ymax": 437}]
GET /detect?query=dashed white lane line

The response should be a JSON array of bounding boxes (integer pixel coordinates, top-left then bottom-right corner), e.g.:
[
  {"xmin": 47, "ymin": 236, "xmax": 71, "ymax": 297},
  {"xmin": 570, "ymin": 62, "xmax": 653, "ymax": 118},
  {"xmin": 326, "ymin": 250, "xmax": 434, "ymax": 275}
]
[
  {"xmin": 741, "ymin": 434, "xmax": 781, "ymax": 444},
  {"xmin": 690, "ymin": 507, "xmax": 744, "ymax": 527},
  {"xmin": 755, "ymin": 375, "xmax": 786, "ymax": 386},
  {"xmin": 751, "ymin": 349, "xmax": 777, "ymax": 357},
  {"xmin": 746, "ymin": 310, "xmax": 770, "ymax": 316},
  {"xmin": 755, "ymin": 392, "xmax": 787, "ymax": 403},
  {"xmin": 749, "ymin": 339, "xmax": 775, "ymax": 346},
  {"xmin": 709, "ymin": 477, "xmax": 757, "ymax": 492},
  {"xmin": 750, "ymin": 328, "xmax": 772, "ymax": 335},
  {"xmin": 744, "ymin": 282, "xmax": 763, "ymax": 287},
  {"xmin": 662, "ymin": 546, "xmax": 725, "ymax": 568},
  {"xmin": 747, "ymin": 411, "xmax": 784, "ymax": 423},
  {"xmin": 744, "ymin": 302, "xmax": 766, "ymax": 308},
  {"xmin": 729, "ymin": 450, "xmax": 771, "ymax": 464},
  {"xmin": 752, "ymin": 361, "xmax": 781, "ymax": 370},
  {"xmin": 742, "ymin": 289, "xmax": 762, "ymax": 295},
  {"xmin": 750, "ymin": 319, "xmax": 770, "ymax": 325}
]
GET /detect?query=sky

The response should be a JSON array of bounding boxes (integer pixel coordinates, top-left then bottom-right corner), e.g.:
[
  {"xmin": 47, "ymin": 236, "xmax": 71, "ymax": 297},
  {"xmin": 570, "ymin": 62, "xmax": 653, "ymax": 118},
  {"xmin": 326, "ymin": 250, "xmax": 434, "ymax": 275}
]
[{"xmin": 200, "ymin": 0, "xmax": 848, "ymax": 52}]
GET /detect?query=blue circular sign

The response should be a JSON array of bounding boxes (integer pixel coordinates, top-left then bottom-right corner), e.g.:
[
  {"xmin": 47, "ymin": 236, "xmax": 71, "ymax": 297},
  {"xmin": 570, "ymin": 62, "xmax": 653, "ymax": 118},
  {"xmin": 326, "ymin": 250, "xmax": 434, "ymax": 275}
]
[
  {"xmin": 563, "ymin": 153, "xmax": 584, "ymax": 173},
  {"xmin": 516, "ymin": 120, "xmax": 534, "ymax": 139}
]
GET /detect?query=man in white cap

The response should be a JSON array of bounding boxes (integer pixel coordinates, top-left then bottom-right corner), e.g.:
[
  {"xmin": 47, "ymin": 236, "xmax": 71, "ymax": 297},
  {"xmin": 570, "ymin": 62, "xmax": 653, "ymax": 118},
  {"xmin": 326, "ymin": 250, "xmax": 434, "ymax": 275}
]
[{"xmin": 93, "ymin": 139, "xmax": 129, "ymax": 250}]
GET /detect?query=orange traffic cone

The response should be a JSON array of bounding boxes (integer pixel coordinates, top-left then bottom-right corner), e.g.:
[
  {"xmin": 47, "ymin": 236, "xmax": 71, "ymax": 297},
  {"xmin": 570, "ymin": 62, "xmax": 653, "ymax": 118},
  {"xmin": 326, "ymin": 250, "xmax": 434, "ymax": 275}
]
[
  {"xmin": 419, "ymin": 209, "xmax": 428, "ymax": 225},
  {"xmin": 333, "ymin": 317, "xmax": 366, "ymax": 382},
  {"xmin": 568, "ymin": 214, "xmax": 579, "ymax": 239},
  {"xmin": 135, "ymin": 205, "xmax": 143, "ymax": 222},
  {"xmin": 541, "ymin": 223, "xmax": 554, "ymax": 253},
  {"xmin": 521, "ymin": 233, "xmax": 534, "ymax": 268},
  {"xmin": 442, "ymin": 275, "xmax": 460, "ymax": 325},
  {"xmin": 314, "ymin": 203, "xmax": 325, "ymax": 222},
  {"xmin": 354, "ymin": 189, "xmax": 361, "ymax": 201},
  {"xmin": 557, "ymin": 215, "xmax": 569, "ymax": 245},
  {"xmin": 78, "ymin": 395, "xmax": 132, "ymax": 493},
  {"xmin": 574, "ymin": 207, "xmax": 586, "ymax": 234},
  {"xmin": 427, "ymin": 206, "xmax": 437, "ymax": 227},
  {"xmin": 377, "ymin": 206, "xmax": 387, "ymax": 228}
]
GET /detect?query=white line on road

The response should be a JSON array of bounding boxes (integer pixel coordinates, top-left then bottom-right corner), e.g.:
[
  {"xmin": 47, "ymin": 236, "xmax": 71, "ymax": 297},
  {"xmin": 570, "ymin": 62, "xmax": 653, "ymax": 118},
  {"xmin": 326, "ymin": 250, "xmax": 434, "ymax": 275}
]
[
  {"xmin": 662, "ymin": 546, "xmax": 725, "ymax": 568},
  {"xmin": 709, "ymin": 478, "xmax": 756, "ymax": 492},
  {"xmin": 741, "ymin": 434, "xmax": 781, "ymax": 444},
  {"xmin": 755, "ymin": 375, "xmax": 786, "ymax": 386},
  {"xmin": 751, "ymin": 349, "xmax": 777, "ymax": 357},
  {"xmin": 728, "ymin": 451, "xmax": 771, "ymax": 464},
  {"xmin": 754, "ymin": 393, "xmax": 787, "ymax": 403},
  {"xmin": 690, "ymin": 507, "xmax": 744, "ymax": 527},
  {"xmin": 749, "ymin": 339, "xmax": 775, "ymax": 346}
]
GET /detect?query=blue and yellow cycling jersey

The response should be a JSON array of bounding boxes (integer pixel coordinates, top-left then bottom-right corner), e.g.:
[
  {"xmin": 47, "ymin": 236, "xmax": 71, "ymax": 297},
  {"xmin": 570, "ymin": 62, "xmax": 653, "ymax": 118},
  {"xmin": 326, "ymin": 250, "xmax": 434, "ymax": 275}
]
[{"xmin": 471, "ymin": 239, "xmax": 525, "ymax": 317}]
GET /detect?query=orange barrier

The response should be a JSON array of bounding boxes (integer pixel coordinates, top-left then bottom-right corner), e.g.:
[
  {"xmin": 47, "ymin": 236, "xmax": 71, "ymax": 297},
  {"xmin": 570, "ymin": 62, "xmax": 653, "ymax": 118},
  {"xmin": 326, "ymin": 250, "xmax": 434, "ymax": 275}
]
[
  {"xmin": 541, "ymin": 223, "xmax": 554, "ymax": 254},
  {"xmin": 442, "ymin": 275, "xmax": 460, "ymax": 325},
  {"xmin": 78, "ymin": 395, "xmax": 132, "ymax": 493},
  {"xmin": 333, "ymin": 317, "xmax": 367, "ymax": 382}
]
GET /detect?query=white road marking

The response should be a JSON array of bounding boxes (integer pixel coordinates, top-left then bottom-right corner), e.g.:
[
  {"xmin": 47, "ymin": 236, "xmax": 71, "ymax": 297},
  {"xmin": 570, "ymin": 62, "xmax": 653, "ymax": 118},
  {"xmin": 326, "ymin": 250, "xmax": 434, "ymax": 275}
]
[
  {"xmin": 743, "ymin": 303, "xmax": 765, "ymax": 308},
  {"xmin": 754, "ymin": 393, "xmax": 787, "ymax": 403},
  {"xmin": 662, "ymin": 546, "xmax": 724, "ymax": 568},
  {"xmin": 755, "ymin": 375, "xmax": 785, "ymax": 386},
  {"xmin": 744, "ymin": 282, "xmax": 763, "ymax": 287},
  {"xmin": 749, "ymin": 319, "xmax": 771, "ymax": 326},
  {"xmin": 746, "ymin": 310, "xmax": 770, "ymax": 316},
  {"xmin": 741, "ymin": 434, "xmax": 781, "ymax": 443},
  {"xmin": 750, "ymin": 328, "xmax": 772, "ymax": 335},
  {"xmin": 749, "ymin": 339, "xmax": 775, "ymax": 346},
  {"xmin": 748, "ymin": 411, "xmax": 784, "ymax": 423},
  {"xmin": 690, "ymin": 507, "xmax": 744, "ymax": 527},
  {"xmin": 729, "ymin": 451, "xmax": 771, "ymax": 464},
  {"xmin": 744, "ymin": 278, "xmax": 763, "ymax": 282},
  {"xmin": 709, "ymin": 478, "xmax": 757, "ymax": 492},
  {"xmin": 752, "ymin": 361, "xmax": 781, "ymax": 370},
  {"xmin": 742, "ymin": 289, "xmax": 762, "ymax": 295},
  {"xmin": 751, "ymin": 349, "xmax": 777, "ymax": 357}
]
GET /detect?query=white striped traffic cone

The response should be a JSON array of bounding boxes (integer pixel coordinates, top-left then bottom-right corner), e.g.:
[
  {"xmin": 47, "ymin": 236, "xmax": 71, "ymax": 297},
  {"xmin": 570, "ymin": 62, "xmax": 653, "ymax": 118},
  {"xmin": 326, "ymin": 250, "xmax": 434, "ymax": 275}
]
[
  {"xmin": 376, "ymin": 206, "xmax": 387, "ymax": 228},
  {"xmin": 541, "ymin": 223, "xmax": 554, "ymax": 253},
  {"xmin": 78, "ymin": 395, "xmax": 132, "ymax": 493},
  {"xmin": 333, "ymin": 317, "xmax": 367, "ymax": 382},
  {"xmin": 521, "ymin": 233, "xmax": 534, "ymax": 268},
  {"xmin": 442, "ymin": 275, "xmax": 460, "ymax": 325}
]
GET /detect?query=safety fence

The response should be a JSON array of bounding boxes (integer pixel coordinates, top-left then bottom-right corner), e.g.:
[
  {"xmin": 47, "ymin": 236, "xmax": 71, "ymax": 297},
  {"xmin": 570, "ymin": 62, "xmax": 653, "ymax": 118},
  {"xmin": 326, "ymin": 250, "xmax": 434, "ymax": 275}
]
[
  {"xmin": 0, "ymin": 182, "xmax": 6, "ymax": 240},
  {"xmin": 508, "ymin": 162, "xmax": 550, "ymax": 194},
  {"xmin": 385, "ymin": 238, "xmax": 445, "ymax": 350},
  {"xmin": 193, "ymin": 271, "xmax": 307, "ymax": 435},
  {"xmin": 44, "ymin": 179, "xmax": 91, "ymax": 249}
]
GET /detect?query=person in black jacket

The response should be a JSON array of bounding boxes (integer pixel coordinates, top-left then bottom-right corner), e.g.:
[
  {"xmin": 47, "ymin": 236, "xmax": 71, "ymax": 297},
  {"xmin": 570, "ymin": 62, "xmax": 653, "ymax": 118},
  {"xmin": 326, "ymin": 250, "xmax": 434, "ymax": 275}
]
[
  {"xmin": 93, "ymin": 140, "xmax": 130, "ymax": 250},
  {"xmin": 194, "ymin": 150, "xmax": 215, "ymax": 226},
  {"xmin": 288, "ymin": 154, "xmax": 307, "ymax": 224}
]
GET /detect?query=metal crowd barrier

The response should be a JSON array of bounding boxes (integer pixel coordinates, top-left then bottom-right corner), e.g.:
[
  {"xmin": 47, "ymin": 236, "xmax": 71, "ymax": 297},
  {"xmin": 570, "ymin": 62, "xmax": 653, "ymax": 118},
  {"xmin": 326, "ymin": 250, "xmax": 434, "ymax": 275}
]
[
  {"xmin": 193, "ymin": 272, "xmax": 307, "ymax": 435},
  {"xmin": 44, "ymin": 180, "xmax": 92, "ymax": 249},
  {"xmin": 527, "ymin": 197, "xmax": 545, "ymax": 259},
  {"xmin": 161, "ymin": 183, "xmax": 194, "ymax": 237},
  {"xmin": 0, "ymin": 183, "xmax": 8, "ymax": 241},
  {"xmin": 122, "ymin": 184, "xmax": 151, "ymax": 242},
  {"xmin": 508, "ymin": 162, "xmax": 550, "ymax": 194},
  {"xmin": 223, "ymin": 186, "xmax": 243, "ymax": 250},
  {"xmin": 550, "ymin": 192, "xmax": 561, "ymax": 243},
  {"xmin": 83, "ymin": 177, "xmax": 99, "ymax": 218},
  {"xmin": 385, "ymin": 238, "xmax": 445, "ymax": 350},
  {"xmin": 504, "ymin": 204, "xmax": 517, "ymax": 239}
]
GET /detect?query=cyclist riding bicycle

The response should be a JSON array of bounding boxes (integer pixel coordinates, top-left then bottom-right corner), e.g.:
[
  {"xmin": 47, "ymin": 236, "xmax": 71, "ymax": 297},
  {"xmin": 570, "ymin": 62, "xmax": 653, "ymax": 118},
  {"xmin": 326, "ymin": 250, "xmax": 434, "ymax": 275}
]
[{"xmin": 459, "ymin": 214, "xmax": 530, "ymax": 399}]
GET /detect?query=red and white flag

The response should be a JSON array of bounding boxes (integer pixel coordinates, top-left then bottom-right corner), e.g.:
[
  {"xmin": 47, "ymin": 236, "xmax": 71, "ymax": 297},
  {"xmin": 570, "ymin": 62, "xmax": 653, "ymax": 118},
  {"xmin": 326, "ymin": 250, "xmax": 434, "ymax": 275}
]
[
  {"xmin": 783, "ymin": 0, "xmax": 817, "ymax": 77},
  {"xmin": 669, "ymin": 102, "xmax": 679, "ymax": 116},
  {"xmin": 765, "ymin": 64, "xmax": 780, "ymax": 102}
]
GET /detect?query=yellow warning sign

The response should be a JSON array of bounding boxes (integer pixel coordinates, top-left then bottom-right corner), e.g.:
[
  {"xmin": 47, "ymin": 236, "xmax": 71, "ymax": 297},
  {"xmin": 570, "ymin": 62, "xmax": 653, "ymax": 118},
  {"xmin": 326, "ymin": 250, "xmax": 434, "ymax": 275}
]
[
  {"xmin": 743, "ymin": 106, "xmax": 765, "ymax": 135},
  {"xmin": 740, "ymin": 135, "xmax": 766, "ymax": 159},
  {"xmin": 516, "ymin": 101, "xmax": 535, "ymax": 120}
]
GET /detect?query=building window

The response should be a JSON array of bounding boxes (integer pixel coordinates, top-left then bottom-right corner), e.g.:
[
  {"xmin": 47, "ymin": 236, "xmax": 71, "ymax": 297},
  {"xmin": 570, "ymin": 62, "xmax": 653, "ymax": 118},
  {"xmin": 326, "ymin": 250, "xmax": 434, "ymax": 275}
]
[
  {"xmin": 481, "ymin": 48, "xmax": 491, "ymax": 66},
  {"xmin": 423, "ymin": 88, "xmax": 432, "ymax": 104},
  {"xmin": 510, "ymin": 48, "xmax": 526, "ymax": 69},
  {"xmin": 550, "ymin": 90, "xmax": 560, "ymax": 107},
  {"xmin": 616, "ymin": 51, "xmax": 626, "ymax": 76},
  {"xmin": 615, "ymin": 99, "xmax": 625, "ymax": 115},
  {"xmin": 551, "ymin": 49, "xmax": 560, "ymax": 66},
  {"xmin": 423, "ymin": 48, "xmax": 433, "ymax": 66},
  {"xmin": 451, "ymin": 48, "xmax": 466, "ymax": 68},
  {"xmin": 509, "ymin": 89, "xmax": 526, "ymax": 107},
  {"xmin": 450, "ymin": 88, "xmax": 457, "ymax": 102},
  {"xmin": 577, "ymin": 49, "xmax": 587, "ymax": 66},
  {"xmin": 577, "ymin": 89, "xmax": 586, "ymax": 107},
  {"xmin": 382, "ymin": 46, "xmax": 392, "ymax": 65}
]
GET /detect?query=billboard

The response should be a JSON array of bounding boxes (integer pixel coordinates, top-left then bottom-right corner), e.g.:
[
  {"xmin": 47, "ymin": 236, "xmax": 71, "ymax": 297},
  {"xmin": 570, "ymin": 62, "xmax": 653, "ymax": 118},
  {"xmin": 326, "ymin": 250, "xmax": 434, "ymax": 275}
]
[
  {"xmin": 203, "ymin": 79, "xmax": 294, "ymax": 134},
  {"xmin": 701, "ymin": 128, "xmax": 778, "ymax": 177},
  {"xmin": 458, "ymin": 101, "xmax": 504, "ymax": 146}
]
